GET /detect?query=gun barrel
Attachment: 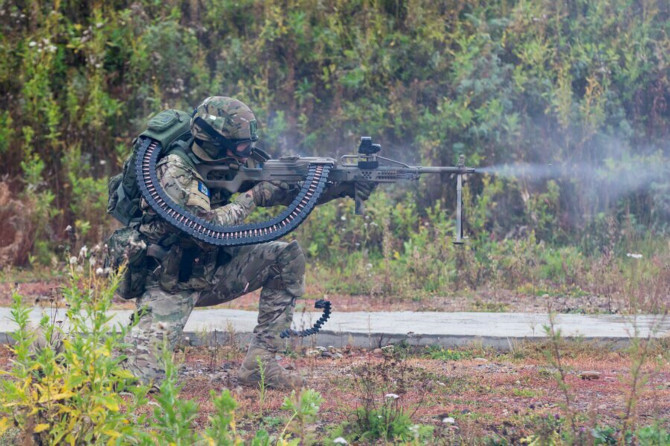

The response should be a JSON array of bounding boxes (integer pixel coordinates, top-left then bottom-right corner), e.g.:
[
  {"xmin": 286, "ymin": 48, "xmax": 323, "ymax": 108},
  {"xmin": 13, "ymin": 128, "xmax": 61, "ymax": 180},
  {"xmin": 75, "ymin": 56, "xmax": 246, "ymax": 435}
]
[{"xmin": 414, "ymin": 166, "xmax": 477, "ymax": 174}]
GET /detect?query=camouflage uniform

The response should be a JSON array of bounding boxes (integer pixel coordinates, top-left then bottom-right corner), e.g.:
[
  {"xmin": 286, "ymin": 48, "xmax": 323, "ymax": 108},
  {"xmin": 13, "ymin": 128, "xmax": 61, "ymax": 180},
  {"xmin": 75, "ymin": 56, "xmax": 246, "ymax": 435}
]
[
  {"xmin": 122, "ymin": 96, "xmax": 305, "ymax": 387},
  {"xmin": 122, "ymin": 151, "xmax": 304, "ymax": 384}
]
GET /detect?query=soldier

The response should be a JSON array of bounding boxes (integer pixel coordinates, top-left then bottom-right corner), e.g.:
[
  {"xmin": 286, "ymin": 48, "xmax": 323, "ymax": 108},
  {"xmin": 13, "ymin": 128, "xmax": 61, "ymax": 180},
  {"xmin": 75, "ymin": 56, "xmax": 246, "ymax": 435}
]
[{"xmin": 122, "ymin": 96, "xmax": 372, "ymax": 390}]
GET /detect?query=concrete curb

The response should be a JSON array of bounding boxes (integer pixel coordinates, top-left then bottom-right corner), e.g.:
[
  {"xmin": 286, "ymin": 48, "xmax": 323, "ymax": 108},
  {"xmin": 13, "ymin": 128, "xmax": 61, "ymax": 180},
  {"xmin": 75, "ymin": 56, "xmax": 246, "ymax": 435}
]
[{"xmin": 1, "ymin": 307, "xmax": 668, "ymax": 350}]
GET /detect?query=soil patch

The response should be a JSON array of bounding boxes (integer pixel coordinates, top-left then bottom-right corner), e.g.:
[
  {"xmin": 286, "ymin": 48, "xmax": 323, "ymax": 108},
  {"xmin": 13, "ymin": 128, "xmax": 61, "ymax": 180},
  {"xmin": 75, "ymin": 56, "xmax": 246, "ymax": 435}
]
[
  {"xmin": 0, "ymin": 278, "xmax": 630, "ymax": 314},
  {"xmin": 180, "ymin": 345, "xmax": 670, "ymax": 442}
]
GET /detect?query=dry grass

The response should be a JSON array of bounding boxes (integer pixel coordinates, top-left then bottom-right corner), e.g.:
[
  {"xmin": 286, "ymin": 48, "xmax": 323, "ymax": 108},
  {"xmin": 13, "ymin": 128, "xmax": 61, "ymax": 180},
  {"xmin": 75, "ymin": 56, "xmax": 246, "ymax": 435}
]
[{"xmin": 160, "ymin": 341, "xmax": 670, "ymax": 443}]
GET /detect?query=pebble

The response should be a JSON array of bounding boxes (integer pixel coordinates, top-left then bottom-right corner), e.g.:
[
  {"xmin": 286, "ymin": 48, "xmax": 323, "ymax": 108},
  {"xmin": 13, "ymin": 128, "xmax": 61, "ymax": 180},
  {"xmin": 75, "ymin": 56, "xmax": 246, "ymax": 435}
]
[
  {"xmin": 474, "ymin": 357, "xmax": 488, "ymax": 362},
  {"xmin": 442, "ymin": 417, "xmax": 455, "ymax": 424},
  {"xmin": 579, "ymin": 371, "xmax": 601, "ymax": 380}
]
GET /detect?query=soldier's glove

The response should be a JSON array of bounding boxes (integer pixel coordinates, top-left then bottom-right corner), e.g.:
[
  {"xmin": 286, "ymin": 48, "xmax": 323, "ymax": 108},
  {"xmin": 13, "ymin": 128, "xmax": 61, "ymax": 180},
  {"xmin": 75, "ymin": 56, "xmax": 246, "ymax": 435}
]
[{"xmin": 251, "ymin": 181, "xmax": 293, "ymax": 207}]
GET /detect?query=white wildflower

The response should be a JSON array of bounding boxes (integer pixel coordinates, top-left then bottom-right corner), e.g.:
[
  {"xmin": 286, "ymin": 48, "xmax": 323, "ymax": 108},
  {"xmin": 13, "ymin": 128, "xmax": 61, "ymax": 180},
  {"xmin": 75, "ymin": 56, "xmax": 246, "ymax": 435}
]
[
  {"xmin": 69, "ymin": 256, "xmax": 78, "ymax": 265},
  {"xmin": 95, "ymin": 267, "xmax": 104, "ymax": 276},
  {"xmin": 385, "ymin": 393, "xmax": 399, "ymax": 399},
  {"xmin": 442, "ymin": 417, "xmax": 455, "ymax": 424},
  {"xmin": 626, "ymin": 253, "xmax": 643, "ymax": 259},
  {"xmin": 28, "ymin": 41, "xmax": 37, "ymax": 47},
  {"xmin": 79, "ymin": 245, "xmax": 88, "ymax": 258},
  {"xmin": 333, "ymin": 438, "xmax": 348, "ymax": 445},
  {"xmin": 340, "ymin": 215, "xmax": 347, "ymax": 221}
]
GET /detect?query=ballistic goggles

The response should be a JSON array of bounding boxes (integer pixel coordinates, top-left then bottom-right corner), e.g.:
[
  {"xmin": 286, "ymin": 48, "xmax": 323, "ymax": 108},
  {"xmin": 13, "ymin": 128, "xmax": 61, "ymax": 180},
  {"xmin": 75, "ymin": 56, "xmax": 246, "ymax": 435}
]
[{"xmin": 193, "ymin": 116, "xmax": 258, "ymax": 157}]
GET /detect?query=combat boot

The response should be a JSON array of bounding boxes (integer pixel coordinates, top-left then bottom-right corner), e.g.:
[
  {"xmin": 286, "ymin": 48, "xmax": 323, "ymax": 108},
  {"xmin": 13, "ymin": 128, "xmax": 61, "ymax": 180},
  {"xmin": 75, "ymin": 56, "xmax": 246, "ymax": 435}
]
[{"xmin": 238, "ymin": 347, "xmax": 304, "ymax": 390}]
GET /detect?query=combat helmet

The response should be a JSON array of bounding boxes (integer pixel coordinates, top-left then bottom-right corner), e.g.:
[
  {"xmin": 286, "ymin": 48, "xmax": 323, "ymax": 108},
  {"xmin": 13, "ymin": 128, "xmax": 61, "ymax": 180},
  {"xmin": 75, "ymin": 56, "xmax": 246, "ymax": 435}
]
[{"xmin": 190, "ymin": 96, "xmax": 259, "ymax": 161}]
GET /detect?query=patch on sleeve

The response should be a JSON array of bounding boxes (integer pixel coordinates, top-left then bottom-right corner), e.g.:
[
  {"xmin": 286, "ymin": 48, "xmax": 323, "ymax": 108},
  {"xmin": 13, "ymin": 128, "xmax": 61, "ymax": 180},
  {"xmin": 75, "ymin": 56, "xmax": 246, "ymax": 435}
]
[{"xmin": 198, "ymin": 181, "xmax": 210, "ymax": 197}]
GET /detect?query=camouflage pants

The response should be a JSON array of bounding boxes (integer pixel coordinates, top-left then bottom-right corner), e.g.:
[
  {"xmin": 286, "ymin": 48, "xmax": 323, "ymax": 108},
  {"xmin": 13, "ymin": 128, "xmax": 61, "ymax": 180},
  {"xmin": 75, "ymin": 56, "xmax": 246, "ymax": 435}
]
[{"xmin": 122, "ymin": 240, "xmax": 305, "ymax": 384}]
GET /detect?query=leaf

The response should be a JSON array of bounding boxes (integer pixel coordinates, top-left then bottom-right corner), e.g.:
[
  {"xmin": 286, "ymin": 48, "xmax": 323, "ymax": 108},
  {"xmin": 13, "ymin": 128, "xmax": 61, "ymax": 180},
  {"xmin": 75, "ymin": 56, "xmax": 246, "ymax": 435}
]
[
  {"xmin": 34, "ymin": 423, "xmax": 50, "ymax": 433},
  {"xmin": 0, "ymin": 418, "xmax": 10, "ymax": 436},
  {"xmin": 112, "ymin": 369, "xmax": 136, "ymax": 380},
  {"xmin": 39, "ymin": 391, "xmax": 76, "ymax": 403},
  {"xmin": 104, "ymin": 429, "xmax": 121, "ymax": 438},
  {"xmin": 100, "ymin": 396, "xmax": 120, "ymax": 412}
]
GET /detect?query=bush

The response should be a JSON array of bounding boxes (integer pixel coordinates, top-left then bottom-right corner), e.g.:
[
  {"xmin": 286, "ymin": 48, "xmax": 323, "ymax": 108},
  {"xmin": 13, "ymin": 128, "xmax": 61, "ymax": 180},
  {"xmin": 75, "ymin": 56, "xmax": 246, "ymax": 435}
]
[{"xmin": 0, "ymin": 260, "xmax": 307, "ymax": 444}]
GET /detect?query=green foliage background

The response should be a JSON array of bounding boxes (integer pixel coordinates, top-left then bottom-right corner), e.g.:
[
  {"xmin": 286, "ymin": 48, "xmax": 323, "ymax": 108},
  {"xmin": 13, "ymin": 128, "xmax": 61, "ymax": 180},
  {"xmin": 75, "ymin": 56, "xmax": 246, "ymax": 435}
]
[{"xmin": 0, "ymin": 0, "xmax": 669, "ymax": 265}]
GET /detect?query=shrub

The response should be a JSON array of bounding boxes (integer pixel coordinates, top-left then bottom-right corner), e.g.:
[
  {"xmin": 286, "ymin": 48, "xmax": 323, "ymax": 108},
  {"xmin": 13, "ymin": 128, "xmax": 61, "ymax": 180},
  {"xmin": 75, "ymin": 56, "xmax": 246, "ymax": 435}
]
[{"xmin": 0, "ymin": 259, "xmax": 309, "ymax": 444}]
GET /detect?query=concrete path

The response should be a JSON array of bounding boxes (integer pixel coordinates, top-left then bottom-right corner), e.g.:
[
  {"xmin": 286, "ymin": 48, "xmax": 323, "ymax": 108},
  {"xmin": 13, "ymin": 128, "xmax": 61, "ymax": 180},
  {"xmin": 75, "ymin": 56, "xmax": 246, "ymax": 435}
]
[{"xmin": 1, "ymin": 307, "xmax": 668, "ymax": 349}]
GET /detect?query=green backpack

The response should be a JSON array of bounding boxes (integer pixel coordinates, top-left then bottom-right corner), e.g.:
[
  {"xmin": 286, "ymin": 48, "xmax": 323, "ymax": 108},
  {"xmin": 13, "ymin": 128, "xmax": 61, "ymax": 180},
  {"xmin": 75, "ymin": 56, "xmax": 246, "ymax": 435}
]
[
  {"xmin": 105, "ymin": 109, "xmax": 194, "ymax": 299},
  {"xmin": 107, "ymin": 109, "xmax": 194, "ymax": 226}
]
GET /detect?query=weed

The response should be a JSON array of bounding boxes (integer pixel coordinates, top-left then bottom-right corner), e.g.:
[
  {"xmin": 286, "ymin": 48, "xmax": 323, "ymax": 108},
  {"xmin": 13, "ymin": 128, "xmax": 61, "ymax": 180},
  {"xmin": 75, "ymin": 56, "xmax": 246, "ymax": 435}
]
[
  {"xmin": 278, "ymin": 388, "xmax": 323, "ymax": 444},
  {"xmin": 424, "ymin": 345, "xmax": 474, "ymax": 361},
  {"xmin": 0, "ymin": 262, "xmax": 290, "ymax": 443},
  {"xmin": 332, "ymin": 350, "xmax": 435, "ymax": 443},
  {"xmin": 541, "ymin": 311, "xmax": 579, "ymax": 441}
]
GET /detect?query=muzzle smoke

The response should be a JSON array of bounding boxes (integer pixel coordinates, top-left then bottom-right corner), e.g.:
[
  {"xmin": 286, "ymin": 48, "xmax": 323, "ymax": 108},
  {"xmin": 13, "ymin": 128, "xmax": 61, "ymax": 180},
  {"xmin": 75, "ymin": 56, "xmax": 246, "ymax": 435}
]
[{"xmin": 479, "ymin": 158, "xmax": 668, "ymax": 202}]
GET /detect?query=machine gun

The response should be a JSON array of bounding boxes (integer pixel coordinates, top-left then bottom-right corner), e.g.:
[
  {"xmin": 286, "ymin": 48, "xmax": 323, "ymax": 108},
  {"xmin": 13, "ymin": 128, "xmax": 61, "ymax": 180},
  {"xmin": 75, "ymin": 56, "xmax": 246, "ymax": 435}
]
[
  {"xmin": 194, "ymin": 137, "xmax": 477, "ymax": 243},
  {"xmin": 137, "ymin": 136, "xmax": 477, "ymax": 248}
]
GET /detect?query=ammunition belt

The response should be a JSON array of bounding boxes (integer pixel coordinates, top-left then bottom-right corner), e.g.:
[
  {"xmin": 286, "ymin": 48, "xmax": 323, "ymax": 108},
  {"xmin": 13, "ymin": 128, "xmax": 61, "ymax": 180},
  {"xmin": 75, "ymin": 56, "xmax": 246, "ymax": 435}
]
[
  {"xmin": 135, "ymin": 137, "xmax": 332, "ymax": 246},
  {"xmin": 280, "ymin": 300, "xmax": 331, "ymax": 338}
]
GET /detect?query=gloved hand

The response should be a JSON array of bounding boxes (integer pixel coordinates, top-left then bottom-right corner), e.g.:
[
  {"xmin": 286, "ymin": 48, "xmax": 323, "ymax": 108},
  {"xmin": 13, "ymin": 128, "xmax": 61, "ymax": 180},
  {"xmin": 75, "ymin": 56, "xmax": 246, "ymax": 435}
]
[{"xmin": 251, "ymin": 181, "xmax": 293, "ymax": 207}]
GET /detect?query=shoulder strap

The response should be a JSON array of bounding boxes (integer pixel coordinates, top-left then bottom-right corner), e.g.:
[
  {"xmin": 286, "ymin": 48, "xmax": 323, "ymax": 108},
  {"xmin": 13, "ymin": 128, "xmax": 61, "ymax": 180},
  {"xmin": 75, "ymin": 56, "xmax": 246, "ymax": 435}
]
[{"xmin": 164, "ymin": 138, "xmax": 198, "ymax": 172}]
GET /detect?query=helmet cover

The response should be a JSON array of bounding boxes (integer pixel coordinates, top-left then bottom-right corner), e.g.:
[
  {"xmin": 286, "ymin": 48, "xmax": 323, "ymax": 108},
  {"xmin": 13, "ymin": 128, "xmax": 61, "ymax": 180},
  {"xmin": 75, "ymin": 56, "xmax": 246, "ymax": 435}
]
[{"xmin": 190, "ymin": 96, "xmax": 258, "ymax": 161}]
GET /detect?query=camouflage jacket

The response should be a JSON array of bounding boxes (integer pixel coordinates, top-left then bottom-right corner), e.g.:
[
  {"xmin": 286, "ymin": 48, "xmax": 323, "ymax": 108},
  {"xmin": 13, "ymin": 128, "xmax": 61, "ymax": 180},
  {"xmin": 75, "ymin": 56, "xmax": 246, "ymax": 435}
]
[{"xmin": 138, "ymin": 151, "xmax": 258, "ymax": 247}]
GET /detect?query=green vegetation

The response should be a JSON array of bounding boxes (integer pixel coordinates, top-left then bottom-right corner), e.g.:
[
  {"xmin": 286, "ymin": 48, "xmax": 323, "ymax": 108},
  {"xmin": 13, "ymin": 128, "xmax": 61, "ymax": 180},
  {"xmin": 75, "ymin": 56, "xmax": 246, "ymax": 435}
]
[
  {"xmin": 0, "ymin": 262, "xmax": 318, "ymax": 444},
  {"xmin": 299, "ymin": 191, "xmax": 669, "ymax": 311},
  {"xmin": 0, "ymin": 0, "xmax": 667, "ymax": 273}
]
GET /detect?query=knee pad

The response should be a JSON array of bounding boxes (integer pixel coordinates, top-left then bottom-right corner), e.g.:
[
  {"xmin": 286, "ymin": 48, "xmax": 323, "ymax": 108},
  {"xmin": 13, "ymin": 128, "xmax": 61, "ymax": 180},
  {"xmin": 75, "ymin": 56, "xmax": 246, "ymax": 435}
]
[{"xmin": 273, "ymin": 240, "xmax": 305, "ymax": 296}]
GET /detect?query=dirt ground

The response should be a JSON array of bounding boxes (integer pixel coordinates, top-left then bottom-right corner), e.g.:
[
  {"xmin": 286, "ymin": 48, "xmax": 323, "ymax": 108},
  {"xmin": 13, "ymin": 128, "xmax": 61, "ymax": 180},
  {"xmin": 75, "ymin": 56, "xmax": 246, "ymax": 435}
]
[
  {"xmin": 1, "ymin": 278, "xmax": 626, "ymax": 314},
  {"xmin": 170, "ymin": 344, "xmax": 670, "ymax": 442},
  {"xmin": 1, "ymin": 342, "xmax": 667, "ymax": 443}
]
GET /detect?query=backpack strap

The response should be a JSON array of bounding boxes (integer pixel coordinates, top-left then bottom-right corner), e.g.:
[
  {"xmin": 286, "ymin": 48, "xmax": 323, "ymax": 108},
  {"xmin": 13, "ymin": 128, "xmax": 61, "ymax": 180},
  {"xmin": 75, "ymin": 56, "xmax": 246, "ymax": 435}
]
[{"xmin": 164, "ymin": 137, "xmax": 198, "ymax": 172}]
